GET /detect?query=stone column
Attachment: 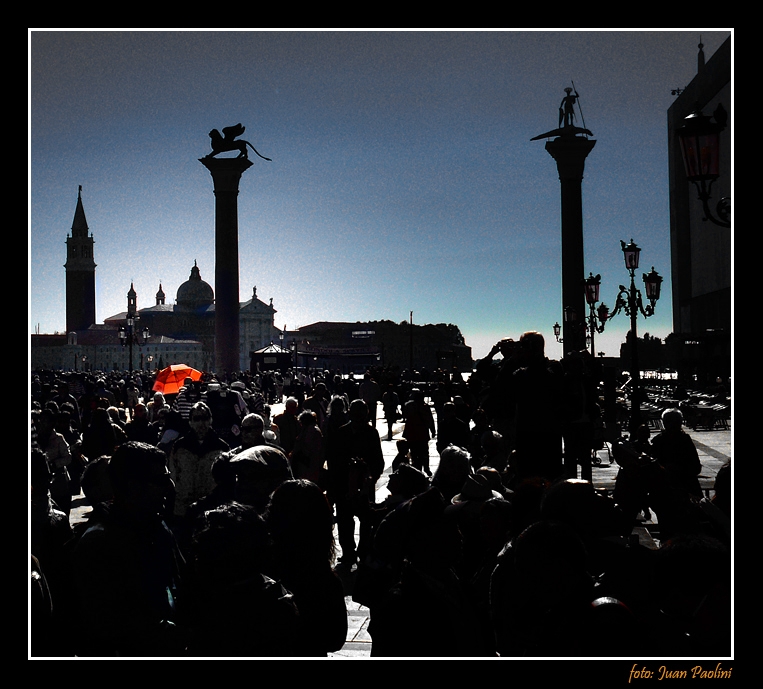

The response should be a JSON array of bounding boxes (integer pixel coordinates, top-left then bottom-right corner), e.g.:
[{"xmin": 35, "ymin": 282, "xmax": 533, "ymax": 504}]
[
  {"xmin": 199, "ymin": 156, "xmax": 253, "ymax": 374},
  {"xmin": 545, "ymin": 135, "xmax": 596, "ymax": 352}
]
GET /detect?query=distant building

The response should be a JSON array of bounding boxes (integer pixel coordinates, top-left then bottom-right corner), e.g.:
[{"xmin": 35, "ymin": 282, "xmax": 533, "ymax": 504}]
[
  {"xmin": 286, "ymin": 320, "xmax": 472, "ymax": 374},
  {"xmin": 31, "ymin": 328, "xmax": 205, "ymax": 373},
  {"xmin": 33, "ymin": 191, "xmax": 474, "ymax": 377}
]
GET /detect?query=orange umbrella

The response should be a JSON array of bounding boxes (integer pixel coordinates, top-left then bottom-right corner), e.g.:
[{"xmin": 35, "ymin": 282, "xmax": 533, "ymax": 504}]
[{"xmin": 152, "ymin": 364, "xmax": 202, "ymax": 395}]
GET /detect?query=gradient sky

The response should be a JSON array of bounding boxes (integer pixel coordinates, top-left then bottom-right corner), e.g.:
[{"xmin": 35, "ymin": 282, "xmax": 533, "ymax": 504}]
[{"xmin": 30, "ymin": 29, "xmax": 732, "ymax": 362}]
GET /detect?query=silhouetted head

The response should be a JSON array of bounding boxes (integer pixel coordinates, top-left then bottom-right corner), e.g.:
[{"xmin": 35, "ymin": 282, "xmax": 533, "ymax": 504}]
[
  {"xmin": 403, "ymin": 487, "xmax": 462, "ymax": 567},
  {"xmin": 230, "ymin": 445, "xmax": 293, "ymax": 512},
  {"xmin": 80, "ymin": 455, "xmax": 114, "ymax": 505},
  {"xmin": 266, "ymin": 479, "xmax": 336, "ymax": 567},
  {"xmin": 192, "ymin": 501, "xmax": 270, "ymax": 582},
  {"xmin": 298, "ymin": 410, "xmax": 318, "ymax": 427},
  {"xmin": 661, "ymin": 408, "xmax": 684, "ymax": 431},
  {"xmin": 388, "ymin": 463, "xmax": 430, "ymax": 500},
  {"xmin": 349, "ymin": 398, "xmax": 368, "ymax": 424},
  {"xmin": 108, "ymin": 441, "xmax": 171, "ymax": 518},
  {"xmin": 519, "ymin": 331, "xmax": 545, "ymax": 361},
  {"xmin": 328, "ymin": 395, "xmax": 346, "ymax": 416},
  {"xmin": 433, "ymin": 445, "xmax": 472, "ymax": 496},
  {"xmin": 189, "ymin": 402, "xmax": 213, "ymax": 439},
  {"xmin": 237, "ymin": 411, "xmax": 262, "ymax": 432}
]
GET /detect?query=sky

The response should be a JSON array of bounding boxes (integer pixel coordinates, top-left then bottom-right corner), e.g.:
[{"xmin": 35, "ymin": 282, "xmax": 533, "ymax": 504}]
[{"xmin": 29, "ymin": 29, "xmax": 732, "ymax": 363}]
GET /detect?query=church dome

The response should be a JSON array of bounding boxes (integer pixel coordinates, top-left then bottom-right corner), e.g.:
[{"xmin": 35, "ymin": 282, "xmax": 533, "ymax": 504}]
[{"xmin": 176, "ymin": 262, "xmax": 214, "ymax": 309}]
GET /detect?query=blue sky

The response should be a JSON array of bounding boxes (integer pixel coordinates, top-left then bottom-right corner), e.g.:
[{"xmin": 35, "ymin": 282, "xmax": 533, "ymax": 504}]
[{"xmin": 30, "ymin": 29, "xmax": 732, "ymax": 361}]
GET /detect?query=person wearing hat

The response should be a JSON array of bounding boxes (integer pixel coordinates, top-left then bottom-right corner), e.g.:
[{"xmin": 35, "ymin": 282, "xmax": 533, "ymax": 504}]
[
  {"xmin": 229, "ymin": 444, "xmax": 293, "ymax": 513},
  {"xmin": 449, "ymin": 473, "xmax": 504, "ymax": 506},
  {"xmin": 447, "ymin": 473, "xmax": 512, "ymax": 597},
  {"xmin": 229, "ymin": 380, "xmax": 248, "ymax": 412}
]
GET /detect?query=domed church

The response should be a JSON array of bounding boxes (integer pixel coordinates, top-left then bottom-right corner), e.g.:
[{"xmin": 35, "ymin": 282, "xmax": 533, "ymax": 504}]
[{"xmin": 104, "ymin": 261, "xmax": 278, "ymax": 371}]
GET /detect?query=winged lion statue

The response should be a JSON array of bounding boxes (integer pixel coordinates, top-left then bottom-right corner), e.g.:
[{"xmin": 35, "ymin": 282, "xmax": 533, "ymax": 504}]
[{"xmin": 204, "ymin": 123, "xmax": 272, "ymax": 161}]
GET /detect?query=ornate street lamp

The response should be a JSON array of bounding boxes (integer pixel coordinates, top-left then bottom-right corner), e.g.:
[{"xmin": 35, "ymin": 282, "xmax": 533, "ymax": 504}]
[
  {"xmin": 583, "ymin": 273, "xmax": 609, "ymax": 358},
  {"xmin": 553, "ymin": 306, "xmax": 580, "ymax": 344},
  {"xmin": 139, "ymin": 326, "xmax": 150, "ymax": 370},
  {"xmin": 676, "ymin": 105, "xmax": 730, "ymax": 228},
  {"xmin": 119, "ymin": 316, "xmax": 147, "ymax": 372},
  {"xmin": 609, "ymin": 239, "xmax": 662, "ymax": 434},
  {"xmin": 118, "ymin": 326, "xmax": 127, "ymax": 369}
]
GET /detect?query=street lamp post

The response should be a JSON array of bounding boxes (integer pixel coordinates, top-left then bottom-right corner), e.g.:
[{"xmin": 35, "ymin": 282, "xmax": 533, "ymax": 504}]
[
  {"xmin": 119, "ymin": 318, "xmax": 149, "ymax": 372},
  {"xmin": 609, "ymin": 239, "xmax": 663, "ymax": 435},
  {"xmin": 139, "ymin": 327, "xmax": 150, "ymax": 370},
  {"xmin": 119, "ymin": 319, "xmax": 131, "ymax": 372},
  {"xmin": 583, "ymin": 273, "xmax": 609, "ymax": 358},
  {"xmin": 409, "ymin": 311, "xmax": 414, "ymax": 374}
]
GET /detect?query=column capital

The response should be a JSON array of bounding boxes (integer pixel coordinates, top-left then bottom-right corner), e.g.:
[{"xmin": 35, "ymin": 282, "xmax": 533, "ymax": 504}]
[
  {"xmin": 199, "ymin": 156, "xmax": 254, "ymax": 192},
  {"xmin": 545, "ymin": 136, "xmax": 597, "ymax": 181}
]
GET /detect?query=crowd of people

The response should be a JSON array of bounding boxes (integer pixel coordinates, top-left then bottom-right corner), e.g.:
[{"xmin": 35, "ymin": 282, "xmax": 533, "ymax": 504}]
[{"xmin": 30, "ymin": 331, "xmax": 731, "ymax": 658}]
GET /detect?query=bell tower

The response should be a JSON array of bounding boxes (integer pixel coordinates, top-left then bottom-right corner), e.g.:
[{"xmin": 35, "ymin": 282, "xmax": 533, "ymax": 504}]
[{"xmin": 65, "ymin": 186, "xmax": 97, "ymax": 333}]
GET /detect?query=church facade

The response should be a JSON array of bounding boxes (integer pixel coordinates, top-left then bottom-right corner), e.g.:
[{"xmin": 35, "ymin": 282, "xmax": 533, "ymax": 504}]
[
  {"xmin": 31, "ymin": 189, "xmax": 279, "ymax": 373},
  {"xmin": 104, "ymin": 265, "xmax": 279, "ymax": 372}
]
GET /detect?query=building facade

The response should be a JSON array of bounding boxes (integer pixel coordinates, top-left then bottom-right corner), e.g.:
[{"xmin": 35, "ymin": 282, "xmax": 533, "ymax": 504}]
[
  {"xmin": 104, "ymin": 267, "xmax": 279, "ymax": 372},
  {"xmin": 666, "ymin": 36, "xmax": 731, "ymax": 384},
  {"xmin": 286, "ymin": 320, "xmax": 472, "ymax": 374}
]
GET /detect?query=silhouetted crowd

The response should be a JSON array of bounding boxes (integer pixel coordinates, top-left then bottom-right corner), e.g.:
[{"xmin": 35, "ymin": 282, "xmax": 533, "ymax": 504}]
[{"xmin": 30, "ymin": 331, "xmax": 731, "ymax": 658}]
